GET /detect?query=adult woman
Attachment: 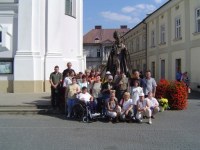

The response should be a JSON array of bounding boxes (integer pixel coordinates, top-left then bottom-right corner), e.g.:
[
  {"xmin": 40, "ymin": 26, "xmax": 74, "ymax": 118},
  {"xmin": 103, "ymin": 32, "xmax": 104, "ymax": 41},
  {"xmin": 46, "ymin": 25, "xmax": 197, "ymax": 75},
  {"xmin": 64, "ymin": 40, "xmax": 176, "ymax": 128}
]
[
  {"xmin": 65, "ymin": 77, "xmax": 80, "ymax": 118},
  {"xmin": 90, "ymin": 75, "xmax": 102, "ymax": 113},
  {"xmin": 106, "ymin": 90, "xmax": 121, "ymax": 122},
  {"xmin": 119, "ymin": 92, "xmax": 133, "ymax": 122},
  {"xmin": 78, "ymin": 75, "xmax": 89, "ymax": 90}
]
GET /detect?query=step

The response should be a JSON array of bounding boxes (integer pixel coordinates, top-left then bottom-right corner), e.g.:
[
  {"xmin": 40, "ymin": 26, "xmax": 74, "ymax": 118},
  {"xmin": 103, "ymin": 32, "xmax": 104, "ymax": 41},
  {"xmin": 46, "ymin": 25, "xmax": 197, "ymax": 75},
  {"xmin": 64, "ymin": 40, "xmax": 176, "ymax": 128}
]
[{"xmin": 0, "ymin": 105, "xmax": 57, "ymax": 115}]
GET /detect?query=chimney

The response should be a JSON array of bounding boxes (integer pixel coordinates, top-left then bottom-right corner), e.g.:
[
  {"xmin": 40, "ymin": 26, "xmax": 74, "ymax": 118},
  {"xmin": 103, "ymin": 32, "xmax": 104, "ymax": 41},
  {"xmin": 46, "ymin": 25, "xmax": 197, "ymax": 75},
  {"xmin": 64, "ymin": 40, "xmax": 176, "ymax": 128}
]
[
  {"xmin": 95, "ymin": 25, "xmax": 102, "ymax": 29},
  {"xmin": 120, "ymin": 25, "xmax": 127, "ymax": 29}
]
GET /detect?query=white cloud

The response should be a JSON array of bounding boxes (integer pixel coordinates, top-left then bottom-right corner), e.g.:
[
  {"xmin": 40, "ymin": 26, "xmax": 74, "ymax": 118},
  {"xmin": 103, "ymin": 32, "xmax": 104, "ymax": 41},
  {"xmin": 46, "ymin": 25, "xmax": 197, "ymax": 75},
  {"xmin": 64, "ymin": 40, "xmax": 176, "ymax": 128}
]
[
  {"xmin": 100, "ymin": 3, "xmax": 157, "ymax": 26},
  {"xmin": 154, "ymin": 0, "xmax": 163, "ymax": 4},
  {"xmin": 101, "ymin": 11, "xmax": 133, "ymax": 22},
  {"xmin": 121, "ymin": 6, "xmax": 136, "ymax": 13},
  {"xmin": 122, "ymin": 4, "xmax": 156, "ymax": 14},
  {"xmin": 100, "ymin": 11, "xmax": 141, "ymax": 24}
]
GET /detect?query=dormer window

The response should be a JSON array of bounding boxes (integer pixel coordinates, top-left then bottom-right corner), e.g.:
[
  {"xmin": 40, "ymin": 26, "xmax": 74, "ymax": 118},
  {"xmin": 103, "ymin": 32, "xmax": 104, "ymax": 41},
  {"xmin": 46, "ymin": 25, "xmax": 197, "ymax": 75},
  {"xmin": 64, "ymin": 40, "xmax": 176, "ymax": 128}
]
[{"xmin": 94, "ymin": 37, "xmax": 100, "ymax": 43}]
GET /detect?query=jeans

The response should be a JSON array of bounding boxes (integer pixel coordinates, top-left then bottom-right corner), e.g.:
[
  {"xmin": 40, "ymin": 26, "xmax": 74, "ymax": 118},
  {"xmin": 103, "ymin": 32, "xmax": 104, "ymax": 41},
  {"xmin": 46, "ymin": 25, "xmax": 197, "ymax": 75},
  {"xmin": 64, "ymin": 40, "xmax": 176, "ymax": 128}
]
[{"xmin": 66, "ymin": 98, "xmax": 76, "ymax": 116}]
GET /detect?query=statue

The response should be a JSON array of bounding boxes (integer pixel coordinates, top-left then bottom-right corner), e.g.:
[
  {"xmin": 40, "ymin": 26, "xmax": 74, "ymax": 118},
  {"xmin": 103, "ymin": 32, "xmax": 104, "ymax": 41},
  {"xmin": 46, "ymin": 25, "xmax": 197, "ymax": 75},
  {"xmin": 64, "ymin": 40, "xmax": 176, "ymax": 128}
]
[{"xmin": 106, "ymin": 31, "xmax": 130, "ymax": 77}]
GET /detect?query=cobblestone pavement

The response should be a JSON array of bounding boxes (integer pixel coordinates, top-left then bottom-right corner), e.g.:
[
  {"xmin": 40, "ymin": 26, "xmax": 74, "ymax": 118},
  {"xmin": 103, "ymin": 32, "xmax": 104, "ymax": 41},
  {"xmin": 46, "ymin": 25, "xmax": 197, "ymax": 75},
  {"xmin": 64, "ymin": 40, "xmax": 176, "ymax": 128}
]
[{"xmin": 0, "ymin": 97, "xmax": 199, "ymax": 150}]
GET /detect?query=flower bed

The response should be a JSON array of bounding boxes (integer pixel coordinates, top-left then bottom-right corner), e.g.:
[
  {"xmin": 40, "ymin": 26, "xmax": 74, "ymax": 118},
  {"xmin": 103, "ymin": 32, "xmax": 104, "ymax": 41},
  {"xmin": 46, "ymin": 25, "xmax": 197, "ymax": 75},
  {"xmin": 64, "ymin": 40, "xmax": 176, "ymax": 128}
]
[{"xmin": 156, "ymin": 80, "xmax": 188, "ymax": 110}]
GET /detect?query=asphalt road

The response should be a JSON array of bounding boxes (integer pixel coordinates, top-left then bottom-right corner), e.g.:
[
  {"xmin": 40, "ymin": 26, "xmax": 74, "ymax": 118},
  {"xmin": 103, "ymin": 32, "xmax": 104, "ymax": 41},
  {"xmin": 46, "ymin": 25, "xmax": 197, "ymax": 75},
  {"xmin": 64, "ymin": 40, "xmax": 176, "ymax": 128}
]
[{"xmin": 0, "ymin": 99, "xmax": 200, "ymax": 150}]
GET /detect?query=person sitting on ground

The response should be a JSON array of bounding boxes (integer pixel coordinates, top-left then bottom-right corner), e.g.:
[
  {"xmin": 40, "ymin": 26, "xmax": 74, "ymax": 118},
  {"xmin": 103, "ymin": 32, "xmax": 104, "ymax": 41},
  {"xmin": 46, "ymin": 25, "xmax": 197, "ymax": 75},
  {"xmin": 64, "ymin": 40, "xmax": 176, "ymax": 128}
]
[
  {"xmin": 77, "ymin": 86, "xmax": 97, "ymax": 114},
  {"xmin": 119, "ymin": 92, "xmax": 133, "ymax": 122},
  {"xmin": 136, "ymin": 93, "xmax": 152, "ymax": 124},
  {"xmin": 146, "ymin": 92, "xmax": 159, "ymax": 119},
  {"xmin": 130, "ymin": 79, "xmax": 143, "ymax": 120},
  {"xmin": 106, "ymin": 90, "xmax": 121, "ymax": 122}
]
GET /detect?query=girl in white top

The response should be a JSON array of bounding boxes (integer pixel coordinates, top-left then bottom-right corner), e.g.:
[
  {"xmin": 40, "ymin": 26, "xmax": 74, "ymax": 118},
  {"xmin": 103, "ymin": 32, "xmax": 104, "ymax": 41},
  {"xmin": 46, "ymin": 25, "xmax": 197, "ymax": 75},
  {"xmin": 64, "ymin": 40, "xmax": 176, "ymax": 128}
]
[
  {"xmin": 130, "ymin": 80, "xmax": 143, "ymax": 105},
  {"xmin": 130, "ymin": 80, "xmax": 143, "ymax": 119}
]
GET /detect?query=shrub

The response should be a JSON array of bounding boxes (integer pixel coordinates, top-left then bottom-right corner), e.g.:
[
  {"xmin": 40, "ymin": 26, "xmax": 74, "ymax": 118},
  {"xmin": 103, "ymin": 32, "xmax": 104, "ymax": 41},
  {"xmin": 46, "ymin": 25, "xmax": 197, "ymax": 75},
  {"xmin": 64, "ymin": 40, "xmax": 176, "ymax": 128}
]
[{"xmin": 156, "ymin": 79, "xmax": 188, "ymax": 110}]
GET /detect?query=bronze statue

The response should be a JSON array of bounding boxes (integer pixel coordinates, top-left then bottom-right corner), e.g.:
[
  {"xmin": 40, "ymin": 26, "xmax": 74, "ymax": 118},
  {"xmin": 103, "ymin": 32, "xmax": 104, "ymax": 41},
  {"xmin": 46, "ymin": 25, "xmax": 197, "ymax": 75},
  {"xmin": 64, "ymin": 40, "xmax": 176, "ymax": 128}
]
[{"xmin": 106, "ymin": 31, "xmax": 130, "ymax": 77}]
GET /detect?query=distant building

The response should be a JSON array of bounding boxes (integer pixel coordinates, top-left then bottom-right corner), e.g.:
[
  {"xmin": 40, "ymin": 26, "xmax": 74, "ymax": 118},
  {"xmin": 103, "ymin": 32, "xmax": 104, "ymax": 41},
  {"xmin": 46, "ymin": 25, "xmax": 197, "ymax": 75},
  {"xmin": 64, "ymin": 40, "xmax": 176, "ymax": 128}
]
[
  {"xmin": 123, "ymin": 21, "xmax": 147, "ymax": 74},
  {"xmin": 0, "ymin": 0, "xmax": 85, "ymax": 93},
  {"xmin": 83, "ymin": 25, "xmax": 129, "ymax": 69},
  {"xmin": 145, "ymin": 0, "xmax": 200, "ymax": 91}
]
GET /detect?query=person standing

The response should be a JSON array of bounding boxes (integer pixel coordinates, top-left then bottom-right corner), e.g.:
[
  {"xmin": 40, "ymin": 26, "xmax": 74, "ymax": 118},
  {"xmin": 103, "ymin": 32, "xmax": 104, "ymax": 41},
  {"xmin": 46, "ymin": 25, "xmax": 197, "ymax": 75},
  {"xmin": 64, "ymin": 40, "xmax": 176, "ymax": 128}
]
[
  {"xmin": 65, "ymin": 77, "xmax": 80, "ymax": 118},
  {"xmin": 142, "ymin": 70, "xmax": 157, "ymax": 97},
  {"xmin": 49, "ymin": 66, "xmax": 62, "ymax": 109},
  {"xmin": 114, "ymin": 72, "xmax": 128, "ymax": 102},
  {"xmin": 62, "ymin": 62, "xmax": 76, "ymax": 80}
]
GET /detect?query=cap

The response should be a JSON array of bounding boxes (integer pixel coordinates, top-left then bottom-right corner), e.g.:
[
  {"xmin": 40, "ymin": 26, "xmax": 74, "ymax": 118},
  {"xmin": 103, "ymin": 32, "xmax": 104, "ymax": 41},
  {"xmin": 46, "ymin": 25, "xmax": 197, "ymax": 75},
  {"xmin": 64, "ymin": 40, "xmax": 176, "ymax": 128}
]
[
  {"xmin": 108, "ymin": 75, "xmax": 113, "ymax": 80},
  {"xmin": 139, "ymin": 92, "xmax": 144, "ymax": 97},
  {"xmin": 106, "ymin": 71, "xmax": 111, "ymax": 75}
]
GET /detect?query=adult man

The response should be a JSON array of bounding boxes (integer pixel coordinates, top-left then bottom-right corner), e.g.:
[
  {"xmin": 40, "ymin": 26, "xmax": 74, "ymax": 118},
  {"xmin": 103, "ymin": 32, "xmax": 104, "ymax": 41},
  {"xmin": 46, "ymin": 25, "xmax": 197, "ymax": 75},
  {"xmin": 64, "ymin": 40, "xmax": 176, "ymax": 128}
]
[
  {"xmin": 49, "ymin": 66, "xmax": 62, "ymax": 109},
  {"xmin": 129, "ymin": 70, "xmax": 143, "ymax": 87},
  {"xmin": 136, "ymin": 93, "xmax": 152, "ymax": 124},
  {"xmin": 142, "ymin": 70, "xmax": 157, "ymax": 97},
  {"xmin": 62, "ymin": 62, "xmax": 76, "ymax": 80}
]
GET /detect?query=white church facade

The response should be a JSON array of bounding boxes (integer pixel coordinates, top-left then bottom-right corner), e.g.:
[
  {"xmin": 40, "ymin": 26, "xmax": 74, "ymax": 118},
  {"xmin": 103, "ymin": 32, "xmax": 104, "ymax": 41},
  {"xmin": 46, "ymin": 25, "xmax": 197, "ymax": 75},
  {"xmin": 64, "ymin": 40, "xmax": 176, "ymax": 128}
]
[{"xmin": 0, "ymin": 0, "xmax": 85, "ymax": 93}]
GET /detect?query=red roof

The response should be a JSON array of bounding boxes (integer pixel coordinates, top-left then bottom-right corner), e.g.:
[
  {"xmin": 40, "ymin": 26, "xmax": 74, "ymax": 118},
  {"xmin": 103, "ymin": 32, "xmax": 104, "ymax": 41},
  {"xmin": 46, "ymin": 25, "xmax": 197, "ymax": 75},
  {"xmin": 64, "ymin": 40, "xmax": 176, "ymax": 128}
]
[{"xmin": 83, "ymin": 28, "xmax": 130, "ymax": 44}]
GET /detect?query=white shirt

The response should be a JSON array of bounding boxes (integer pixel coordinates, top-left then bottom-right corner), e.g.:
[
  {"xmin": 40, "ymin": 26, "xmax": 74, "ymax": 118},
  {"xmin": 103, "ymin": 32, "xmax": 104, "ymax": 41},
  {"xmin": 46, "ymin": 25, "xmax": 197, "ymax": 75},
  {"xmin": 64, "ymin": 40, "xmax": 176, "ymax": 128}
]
[
  {"xmin": 130, "ymin": 86, "xmax": 143, "ymax": 105},
  {"xmin": 63, "ymin": 77, "xmax": 72, "ymax": 87},
  {"xmin": 120, "ymin": 98, "xmax": 133, "ymax": 111},
  {"xmin": 77, "ymin": 92, "xmax": 91, "ymax": 103},
  {"xmin": 147, "ymin": 97, "xmax": 159, "ymax": 107},
  {"xmin": 137, "ymin": 99, "xmax": 149, "ymax": 109}
]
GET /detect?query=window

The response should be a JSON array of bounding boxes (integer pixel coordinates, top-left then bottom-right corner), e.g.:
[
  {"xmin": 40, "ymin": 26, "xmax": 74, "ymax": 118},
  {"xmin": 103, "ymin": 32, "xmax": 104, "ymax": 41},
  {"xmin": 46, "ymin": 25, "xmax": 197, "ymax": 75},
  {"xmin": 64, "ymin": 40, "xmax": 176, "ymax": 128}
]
[
  {"xmin": 0, "ymin": 31, "xmax": 2, "ymax": 44},
  {"xmin": 151, "ymin": 61, "xmax": 156, "ymax": 78},
  {"xmin": 136, "ymin": 37, "xmax": 139, "ymax": 51},
  {"xmin": 175, "ymin": 17, "xmax": 181, "ymax": 39},
  {"xmin": 0, "ymin": 58, "xmax": 13, "ymax": 74},
  {"xmin": 65, "ymin": 0, "xmax": 76, "ymax": 17},
  {"xmin": 97, "ymin": 49, "xmax": 101, "ymax": 57},
  {"xmin": 196, "ymin": 8, "xmax": 200, "ymax": 33},
  {"xmin": 160, "ymin": 25, "xmax": 165, "ymax": 44},
  {"xmin": 161, "ymin": 59, "xmax": 165, "ymax": 79},
  {"xmin": 142, "ymin": 35, "xmax": 146, "ymax": 50},
  {"xmin": 151, "ymin": 30, "xmax": 155, "ymax": 47}
]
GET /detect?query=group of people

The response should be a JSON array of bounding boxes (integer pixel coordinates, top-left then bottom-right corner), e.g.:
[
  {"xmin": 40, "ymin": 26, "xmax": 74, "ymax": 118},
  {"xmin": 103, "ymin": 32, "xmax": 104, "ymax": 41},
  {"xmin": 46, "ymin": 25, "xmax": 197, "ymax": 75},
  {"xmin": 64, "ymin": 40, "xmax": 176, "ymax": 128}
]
[{"xmin": 49, "ymin": 62, "xmax": 160, "ymax": 124}]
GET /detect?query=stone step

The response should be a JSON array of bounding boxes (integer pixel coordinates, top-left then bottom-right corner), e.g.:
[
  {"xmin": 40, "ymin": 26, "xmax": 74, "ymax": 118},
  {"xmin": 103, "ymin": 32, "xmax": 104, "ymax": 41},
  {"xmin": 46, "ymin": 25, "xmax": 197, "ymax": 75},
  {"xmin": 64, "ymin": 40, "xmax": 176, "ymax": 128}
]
[{"xmin": 0, "ymin": 105, "xmax": 58, "ymax": 115}]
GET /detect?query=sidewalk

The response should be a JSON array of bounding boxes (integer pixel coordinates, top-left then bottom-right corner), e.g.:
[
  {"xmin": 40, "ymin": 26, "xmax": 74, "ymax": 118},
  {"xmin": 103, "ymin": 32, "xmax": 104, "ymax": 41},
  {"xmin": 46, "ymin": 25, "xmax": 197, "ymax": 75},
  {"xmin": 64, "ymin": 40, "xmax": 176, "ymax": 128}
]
[{"xmin": 0, "ymin": 92, "xmax": 51, "ymax": 106}]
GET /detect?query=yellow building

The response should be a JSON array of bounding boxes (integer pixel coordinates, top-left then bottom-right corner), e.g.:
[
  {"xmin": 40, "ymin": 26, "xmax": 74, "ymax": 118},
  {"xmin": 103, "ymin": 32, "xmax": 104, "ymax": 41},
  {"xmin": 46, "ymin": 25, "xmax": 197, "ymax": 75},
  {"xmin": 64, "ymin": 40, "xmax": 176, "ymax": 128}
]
[{"xmin": 145, "ymin": 0, "xmax": 200, "ymax": 91}]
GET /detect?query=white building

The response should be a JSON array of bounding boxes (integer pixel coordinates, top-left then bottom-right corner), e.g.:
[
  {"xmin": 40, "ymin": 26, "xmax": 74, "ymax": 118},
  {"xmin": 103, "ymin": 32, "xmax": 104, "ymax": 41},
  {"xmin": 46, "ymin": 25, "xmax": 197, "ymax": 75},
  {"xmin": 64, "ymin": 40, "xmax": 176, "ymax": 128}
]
[
  {"xmin": 0, "ymin": 0, "xmax": 85, "ymax": 93},
  {"xmin": 146, "ymin": 0, "xmax": 200, "ymax": 91}
]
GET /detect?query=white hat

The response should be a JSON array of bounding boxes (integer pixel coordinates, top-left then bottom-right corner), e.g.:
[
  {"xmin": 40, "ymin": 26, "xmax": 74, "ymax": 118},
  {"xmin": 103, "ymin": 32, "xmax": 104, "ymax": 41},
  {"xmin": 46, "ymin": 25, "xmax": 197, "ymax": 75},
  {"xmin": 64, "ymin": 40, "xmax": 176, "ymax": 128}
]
[
  {"xmin": 139, "ymin": 93, "xmax": 144, "ymax": 97},
  {"xmin": 106, "ymin": 71, "xmax": 111, "ymax": 75},
  {"xmin": 108, "ymin": 75, "xmax": 113, "ymax": 80}
]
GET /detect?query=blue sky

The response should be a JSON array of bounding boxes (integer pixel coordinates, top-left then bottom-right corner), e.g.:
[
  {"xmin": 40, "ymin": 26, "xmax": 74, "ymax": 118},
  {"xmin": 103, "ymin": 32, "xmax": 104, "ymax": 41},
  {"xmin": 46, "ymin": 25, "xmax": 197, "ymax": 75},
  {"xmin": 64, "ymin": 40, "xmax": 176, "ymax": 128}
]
[{"xmin": 83, "ymin": 0, "xmax": 168, "ymax": 34}]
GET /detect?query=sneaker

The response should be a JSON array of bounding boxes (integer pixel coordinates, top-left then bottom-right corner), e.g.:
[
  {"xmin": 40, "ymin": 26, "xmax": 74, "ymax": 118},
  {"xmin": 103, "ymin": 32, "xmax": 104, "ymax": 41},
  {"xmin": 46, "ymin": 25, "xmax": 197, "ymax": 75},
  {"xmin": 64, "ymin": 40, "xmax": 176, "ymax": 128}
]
[
  {"xmin": 148, "ymin": 120, "xmax": 152, "ymax": 124},
  {"xmin": 138, "ymin": 119, "xmax": 143, "ymax": 123}
]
